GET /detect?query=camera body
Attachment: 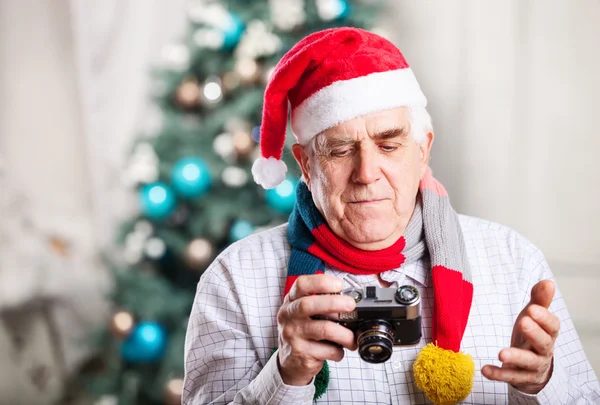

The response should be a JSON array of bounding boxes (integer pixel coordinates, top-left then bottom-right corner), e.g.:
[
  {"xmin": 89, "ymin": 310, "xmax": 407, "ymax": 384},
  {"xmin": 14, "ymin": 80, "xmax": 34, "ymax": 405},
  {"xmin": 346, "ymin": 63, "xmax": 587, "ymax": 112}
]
[{"xmin": 316, "ymin": 285, "xmax": 422, "ymax": 363}]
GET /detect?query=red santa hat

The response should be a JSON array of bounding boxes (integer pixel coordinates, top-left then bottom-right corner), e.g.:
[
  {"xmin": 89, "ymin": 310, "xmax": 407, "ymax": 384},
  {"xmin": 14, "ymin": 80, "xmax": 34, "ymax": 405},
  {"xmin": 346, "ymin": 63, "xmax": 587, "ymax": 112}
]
[{"xmin": 252, "ymin": 27, "xmax": 428, "ymax": 189}]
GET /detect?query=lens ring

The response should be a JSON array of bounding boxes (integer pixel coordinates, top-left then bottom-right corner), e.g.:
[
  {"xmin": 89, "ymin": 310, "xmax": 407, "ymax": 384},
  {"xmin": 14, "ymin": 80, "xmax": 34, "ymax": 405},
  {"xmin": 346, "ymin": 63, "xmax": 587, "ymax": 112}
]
[
  {"xmin": 356, "ymin": 320, "xmax": 395, "ymax": 363},
  {"xmin": 395, "ymin": 285, "xmax": 419, "ymax": 305}
]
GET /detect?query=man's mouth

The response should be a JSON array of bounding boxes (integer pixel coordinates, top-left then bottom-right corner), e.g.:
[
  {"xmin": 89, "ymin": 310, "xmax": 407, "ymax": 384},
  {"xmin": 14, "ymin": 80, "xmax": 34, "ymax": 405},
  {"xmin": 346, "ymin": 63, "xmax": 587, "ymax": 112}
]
[{"xmin": 350, "ymin": 198, "xmax": 388, "ymax": 204}]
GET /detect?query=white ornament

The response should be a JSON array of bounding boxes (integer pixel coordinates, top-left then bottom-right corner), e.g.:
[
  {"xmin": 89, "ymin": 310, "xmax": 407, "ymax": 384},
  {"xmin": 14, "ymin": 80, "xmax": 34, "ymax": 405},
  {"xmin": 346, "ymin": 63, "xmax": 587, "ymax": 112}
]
[
  {"xmin": 235, "ymin": 20, "xmax": 282, "ymax": 59},
  {"xmin": 134, "ymin": 221, "xmax": 153, "ymax": 238},
  {"xmin": 193, "ymin": 28, "xmax": 225, "ymax": 50},
  {"xmin": 125, "ymin": 231, "xmax": 146, "ymax": 251},
  {"xmin": 202, "ymin": 76, "xmax": 223, "ymax": 104},
  {"xmin": 316, "ymin": 0, "xmax": 346, "ymax": 21},
  {"xmin": 188, "ymin": 2, "xmax": 234, "ymax": 32},
  {"xmin": 123, "ymin": 246, "xmax": 143, "ymax": 265},
  {"xmin": 160, "ymin": 43, "xmax": 190, "ymax": 72},
  {"xmin": 124, "ymin": 143, "xmax": 159, "ymax": 186},
  {"xmin": 144, "ymin": 237, "xmax": 166, "ymax": 259},
  {"xmin": 213, "ymin": 133, "xmax": 237, "ymax": 162},
  {"xmin": 222, "ymin": 166, "xmax": 249, "ymax": 188},
  {"xmin": 270, "ymin": 0, "xmax": 305, "ymax": 31},
  {"xmin": 95, "ymin": 395, "xmax": 118, "ymax": 405},
  {"xmin": 251, "ymin": 156, "xmax": 288, "ymax": 189},
  {"xmin": 234, "ymin": 58, "xmax": 259, "ymax": 83}
]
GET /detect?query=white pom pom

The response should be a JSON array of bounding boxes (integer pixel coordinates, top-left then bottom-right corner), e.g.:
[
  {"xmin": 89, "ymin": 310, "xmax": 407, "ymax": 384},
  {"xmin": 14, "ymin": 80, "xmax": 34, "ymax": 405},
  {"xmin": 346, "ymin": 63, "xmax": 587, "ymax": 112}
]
[{"xmin": 252, "ymin": 156, "xmax": 287, "ymax": 189}]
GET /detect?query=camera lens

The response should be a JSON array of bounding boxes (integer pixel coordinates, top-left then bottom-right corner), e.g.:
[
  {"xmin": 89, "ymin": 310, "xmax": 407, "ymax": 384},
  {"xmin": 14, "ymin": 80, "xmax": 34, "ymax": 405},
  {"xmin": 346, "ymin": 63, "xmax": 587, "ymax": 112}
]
[
  {"xmin": 356, "ymin": 320, "xmax": 395, "ymax": 363},
  {"xmin": 395, "ymin": 285, "xmax": 419, "ymax": 305}
]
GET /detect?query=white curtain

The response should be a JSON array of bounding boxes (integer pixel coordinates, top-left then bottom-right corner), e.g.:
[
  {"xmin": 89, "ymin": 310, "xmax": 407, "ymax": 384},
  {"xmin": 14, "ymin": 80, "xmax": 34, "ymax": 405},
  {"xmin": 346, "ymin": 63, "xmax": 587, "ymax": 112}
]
[{"xmin": 69, "ymin": 0, "xmax": 189, "ymax": 249}]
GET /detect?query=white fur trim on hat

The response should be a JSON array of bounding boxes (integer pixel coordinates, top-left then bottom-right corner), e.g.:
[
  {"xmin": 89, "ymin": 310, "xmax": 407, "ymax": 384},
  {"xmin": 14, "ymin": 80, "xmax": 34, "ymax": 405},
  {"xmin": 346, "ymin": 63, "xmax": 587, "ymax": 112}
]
[
  {"xmin": 252, "ymin": 156, "xmax": 288, "ymax": 189},
  {"xmin": 291, "ymin": 68, "xmax": 427, "ymax": 145}
]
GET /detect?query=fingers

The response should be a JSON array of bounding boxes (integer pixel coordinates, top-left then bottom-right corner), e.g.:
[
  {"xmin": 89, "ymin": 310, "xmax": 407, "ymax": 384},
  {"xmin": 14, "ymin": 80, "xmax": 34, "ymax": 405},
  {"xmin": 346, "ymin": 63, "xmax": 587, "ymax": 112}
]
[
  {"xmin": 481, "ymin": 365, "xmax": 539, "ymax": 386},
  {"xmin": 303, "ymin": 320, "xmax": 358, "ymax": 350},
  {"xmin": 287, "ymin": 275, "xmax": 345, "ymax": 302},
  {"xmin": 498, "ymin": 348, "xmax": 546, "ymax": 371},
  {"xmin": 529, "ymin": 280, "xmax": 555, "ymax": 309},
  {"xmin": 518, "ymin": 315, "xmax": 556, "ymax": 356},
  {"xmin": 526, "ymin": 304, "xmax": 560, "ymax": 338},
  {"xmin": 287, "ymin": 294, "xmax": 356, "ymax": 319}
]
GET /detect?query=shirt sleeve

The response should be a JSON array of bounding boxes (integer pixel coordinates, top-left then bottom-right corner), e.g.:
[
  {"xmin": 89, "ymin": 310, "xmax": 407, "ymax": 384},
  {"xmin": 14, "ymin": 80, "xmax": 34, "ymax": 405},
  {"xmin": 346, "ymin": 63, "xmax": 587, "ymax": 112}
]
[
  {"xmin": 181, "ymin": 260, "xmax": 315, "ymax": 405},
  {"xmin": 507, "ymin": 247, "xmax": 600, "ymax": 404}
]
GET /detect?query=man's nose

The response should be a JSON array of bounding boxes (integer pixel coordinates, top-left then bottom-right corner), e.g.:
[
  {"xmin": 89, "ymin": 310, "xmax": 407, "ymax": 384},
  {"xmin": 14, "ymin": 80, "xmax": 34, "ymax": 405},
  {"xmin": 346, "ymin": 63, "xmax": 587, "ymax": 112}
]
[{"xmin": 352, "ymin": 146, "xmax": 382, "ymax": 184}]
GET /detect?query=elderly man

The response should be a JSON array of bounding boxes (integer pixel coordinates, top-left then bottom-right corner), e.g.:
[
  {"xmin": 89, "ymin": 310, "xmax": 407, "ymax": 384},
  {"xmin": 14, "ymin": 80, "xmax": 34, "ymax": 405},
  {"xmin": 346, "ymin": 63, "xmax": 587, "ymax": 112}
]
[{"xmin": 182, "ymin": 28, "xmax": 599, "ymax": 404}]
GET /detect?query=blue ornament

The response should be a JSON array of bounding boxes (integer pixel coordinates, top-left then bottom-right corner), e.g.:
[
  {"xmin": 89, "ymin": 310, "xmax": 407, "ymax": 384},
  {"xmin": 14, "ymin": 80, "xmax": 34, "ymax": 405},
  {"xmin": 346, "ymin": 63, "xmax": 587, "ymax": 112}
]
[
  {"xmin": 251, "ymin": 126, "xmax": 261, "ymax": 143},
  {"xmin": 229, "ymin": 220, "xmax": 255, "ymax": 242},
  {"xmin": 265, "ymin": 177, "xmax": 298, "ymax": 214},
  {"xmin": 171, "ymin": 157, "xmax": 212, "ymax": 199},
  {"xmin": 337, "ymin": 0, "xmax": 350, "ymax": 19},
  {"xmin": 139, "ymin": 182, "xmax": 176, "ymax": 220},
  {"xmin": 320, "ymin": 0, "xmax": 350, "ymax": 21},
  {"xmin": 120, "ymin": 322, "xmax": 167, "ymax": 363},
  {"xmin": 222, "ymin": 13, "xmax": 244, "ymax": 50}
]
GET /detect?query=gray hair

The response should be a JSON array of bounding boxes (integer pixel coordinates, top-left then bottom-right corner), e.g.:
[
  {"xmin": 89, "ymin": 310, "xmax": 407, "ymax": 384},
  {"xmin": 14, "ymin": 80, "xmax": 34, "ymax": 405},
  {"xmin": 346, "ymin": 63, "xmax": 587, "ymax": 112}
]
[{"xmin": 305, "ymin": 106, "xmax": 432, "ymax": 158}]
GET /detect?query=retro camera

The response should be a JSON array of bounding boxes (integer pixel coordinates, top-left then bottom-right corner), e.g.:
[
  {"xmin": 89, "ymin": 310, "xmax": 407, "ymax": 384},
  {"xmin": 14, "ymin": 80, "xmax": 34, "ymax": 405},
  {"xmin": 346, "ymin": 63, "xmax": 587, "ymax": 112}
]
[{"xmin": 315, "ymin": 285, "xmax": 422, "ymax": 364}]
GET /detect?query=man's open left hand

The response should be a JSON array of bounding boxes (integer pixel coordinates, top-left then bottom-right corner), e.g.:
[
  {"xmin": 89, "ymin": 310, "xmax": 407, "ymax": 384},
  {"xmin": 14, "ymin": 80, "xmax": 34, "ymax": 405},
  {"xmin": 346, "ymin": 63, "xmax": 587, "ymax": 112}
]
[{"xmin": 482, "ymin": 280, "xmax": 560, "ymax": 394}]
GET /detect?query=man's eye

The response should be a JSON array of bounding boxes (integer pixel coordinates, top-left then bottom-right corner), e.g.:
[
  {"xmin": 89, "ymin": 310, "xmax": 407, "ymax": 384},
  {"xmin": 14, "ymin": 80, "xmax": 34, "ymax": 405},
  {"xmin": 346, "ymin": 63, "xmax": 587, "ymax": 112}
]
[
  {"xmin": 331, "ymin": 149, "xmax": 352, "ymax": 157},
  {"xmin": 380, "ymin": 145, "xmax": 398, "ymax": 152}
]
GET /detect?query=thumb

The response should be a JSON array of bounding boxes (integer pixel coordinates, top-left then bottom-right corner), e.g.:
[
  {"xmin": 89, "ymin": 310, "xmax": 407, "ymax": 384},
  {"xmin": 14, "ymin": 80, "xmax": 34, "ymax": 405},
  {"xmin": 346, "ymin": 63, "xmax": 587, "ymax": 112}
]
[{"xmin": 530, "ymin": 279, "xmax": 555, "ymax": 309}]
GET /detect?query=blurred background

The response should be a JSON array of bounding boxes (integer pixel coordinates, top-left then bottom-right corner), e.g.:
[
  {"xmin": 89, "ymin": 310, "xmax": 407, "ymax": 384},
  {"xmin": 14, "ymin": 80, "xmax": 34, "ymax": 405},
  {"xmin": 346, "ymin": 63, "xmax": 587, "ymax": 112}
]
[{"xmin": 0, "ymin": 0, "xmax": 598, "ymax": 404}]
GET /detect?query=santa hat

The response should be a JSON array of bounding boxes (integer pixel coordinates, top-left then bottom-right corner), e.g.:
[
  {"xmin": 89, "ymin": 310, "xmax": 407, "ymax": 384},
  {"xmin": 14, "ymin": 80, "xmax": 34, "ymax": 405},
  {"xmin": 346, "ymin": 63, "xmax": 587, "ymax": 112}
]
[{"xmin": 251, "ymin": 27, "xmax": 427, "ymax": 189}]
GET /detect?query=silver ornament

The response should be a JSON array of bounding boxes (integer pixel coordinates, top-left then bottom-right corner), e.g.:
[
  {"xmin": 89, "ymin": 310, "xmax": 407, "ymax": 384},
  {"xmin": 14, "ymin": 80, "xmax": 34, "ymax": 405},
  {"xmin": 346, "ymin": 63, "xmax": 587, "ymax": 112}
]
[
  {"xmin": 222, "ymin": 166, "xmax": 249, "ymax": 188},
  {"xmin": 213, "ymin": 133, "xmax": 237, "ymax": 162},
  {"xmin": 144, "ymin": 237, "xmax": 166, "ymax": 259}
]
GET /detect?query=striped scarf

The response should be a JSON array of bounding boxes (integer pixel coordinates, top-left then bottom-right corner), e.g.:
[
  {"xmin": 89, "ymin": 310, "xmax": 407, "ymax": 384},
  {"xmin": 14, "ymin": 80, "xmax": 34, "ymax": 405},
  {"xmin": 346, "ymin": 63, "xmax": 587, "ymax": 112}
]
[{"xmin": 281, "ymin": 167, "xmax": 475, "ymax": 404}]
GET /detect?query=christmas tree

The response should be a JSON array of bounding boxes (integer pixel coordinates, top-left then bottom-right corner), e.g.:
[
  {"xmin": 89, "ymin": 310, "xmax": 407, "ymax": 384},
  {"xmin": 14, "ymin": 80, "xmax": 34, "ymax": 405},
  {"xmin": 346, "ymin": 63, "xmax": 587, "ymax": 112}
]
[{"xmin": 84, "ymin": 1, "xmax": 382, "ymax": 404}]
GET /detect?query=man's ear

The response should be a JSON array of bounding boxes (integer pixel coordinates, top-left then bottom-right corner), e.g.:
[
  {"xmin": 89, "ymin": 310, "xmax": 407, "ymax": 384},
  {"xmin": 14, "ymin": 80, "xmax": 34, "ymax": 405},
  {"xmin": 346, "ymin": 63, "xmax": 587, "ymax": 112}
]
[
  {"xmin": 419, "ymin": 131, "xmax": 434, "ymax": 176},
  {"xmin": 292, "ymin": 143, "xmax": 311, "ymax": 189}
]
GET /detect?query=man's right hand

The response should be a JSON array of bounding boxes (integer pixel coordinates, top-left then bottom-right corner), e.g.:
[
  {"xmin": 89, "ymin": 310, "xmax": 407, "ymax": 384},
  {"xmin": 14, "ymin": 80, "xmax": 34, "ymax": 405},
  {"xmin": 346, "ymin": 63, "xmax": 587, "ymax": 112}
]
[{"xmin": 276, "ymin": 274, "xmax": 358, "ymax": 386}]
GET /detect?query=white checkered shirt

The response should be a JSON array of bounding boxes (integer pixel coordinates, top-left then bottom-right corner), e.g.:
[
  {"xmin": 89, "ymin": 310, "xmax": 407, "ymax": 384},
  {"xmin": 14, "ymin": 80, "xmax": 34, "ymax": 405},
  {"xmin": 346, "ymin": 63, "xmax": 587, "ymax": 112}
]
[{"xmin": 183, "ymin": 216, "xmax": 600, "ymax": 404}]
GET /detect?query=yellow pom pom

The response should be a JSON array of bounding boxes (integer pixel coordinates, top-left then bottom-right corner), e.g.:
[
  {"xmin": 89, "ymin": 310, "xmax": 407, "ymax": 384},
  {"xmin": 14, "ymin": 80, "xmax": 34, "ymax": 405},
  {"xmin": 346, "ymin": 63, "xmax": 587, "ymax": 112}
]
[{"xmin": 413, "ymin": 343, "xmax": 475, "ymax": 405}]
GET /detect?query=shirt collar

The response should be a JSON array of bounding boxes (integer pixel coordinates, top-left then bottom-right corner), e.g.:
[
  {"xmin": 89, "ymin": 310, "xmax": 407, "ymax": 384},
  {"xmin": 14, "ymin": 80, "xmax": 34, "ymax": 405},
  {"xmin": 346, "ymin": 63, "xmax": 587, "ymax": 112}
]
[{"xmin": 324, "ymin": 256, "xmax": 430, "ymax": 288}]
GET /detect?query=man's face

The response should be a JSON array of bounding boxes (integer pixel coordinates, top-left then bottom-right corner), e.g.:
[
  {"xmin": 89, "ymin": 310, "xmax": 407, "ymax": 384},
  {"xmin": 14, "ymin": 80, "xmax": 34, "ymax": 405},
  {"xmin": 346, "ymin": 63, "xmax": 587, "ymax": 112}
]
[{"xmin": 292, "ymin": 107, "xmax": 433, "ymax": 250}]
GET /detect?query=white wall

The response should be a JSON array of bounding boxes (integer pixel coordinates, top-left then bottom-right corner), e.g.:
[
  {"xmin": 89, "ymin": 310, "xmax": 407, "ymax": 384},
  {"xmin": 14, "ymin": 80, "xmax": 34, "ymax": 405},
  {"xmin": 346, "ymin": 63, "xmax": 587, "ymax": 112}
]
[
  {"xmin": 381, "ymin": 0, "xmax": 600, "ymax": 372},
  {"xmin": 0, "ymin": 0, "xmax": 111, "ymax": 394},
  {"xmin": 0, "ymin": 0, "xmax": 92, "ymax": 226}
]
